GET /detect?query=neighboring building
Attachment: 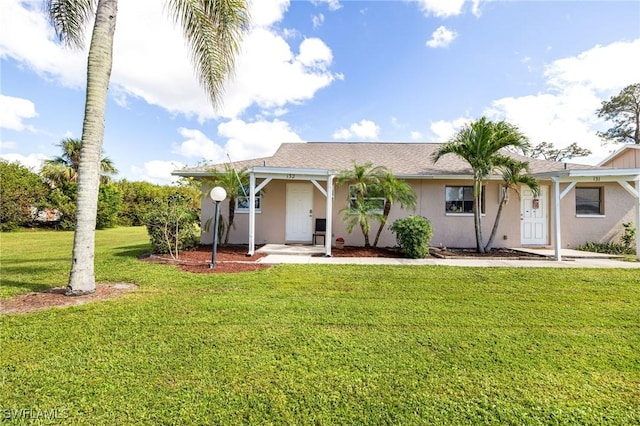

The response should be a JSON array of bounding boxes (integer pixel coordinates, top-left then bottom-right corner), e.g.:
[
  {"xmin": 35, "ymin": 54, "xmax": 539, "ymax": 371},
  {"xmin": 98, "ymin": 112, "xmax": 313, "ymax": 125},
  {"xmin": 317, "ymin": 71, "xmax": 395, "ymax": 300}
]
[{"xmin": 173, "ymin": 142, "xmax": 640, "ymax": 260}]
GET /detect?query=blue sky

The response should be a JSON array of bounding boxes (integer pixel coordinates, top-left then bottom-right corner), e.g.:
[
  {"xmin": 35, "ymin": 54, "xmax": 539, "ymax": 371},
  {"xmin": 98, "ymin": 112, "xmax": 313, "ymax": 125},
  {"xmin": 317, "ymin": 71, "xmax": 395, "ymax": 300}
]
[{"xmin": 1, "ymin": 0, "xmax": 639, "ymax": 184}]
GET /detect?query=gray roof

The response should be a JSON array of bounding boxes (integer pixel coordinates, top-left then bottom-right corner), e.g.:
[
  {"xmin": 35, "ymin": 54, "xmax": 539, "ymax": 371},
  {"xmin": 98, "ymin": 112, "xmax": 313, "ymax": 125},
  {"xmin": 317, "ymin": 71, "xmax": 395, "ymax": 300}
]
[{"xmin": 173, "ymin": 142, "xmax": 601, "ymax": 178}]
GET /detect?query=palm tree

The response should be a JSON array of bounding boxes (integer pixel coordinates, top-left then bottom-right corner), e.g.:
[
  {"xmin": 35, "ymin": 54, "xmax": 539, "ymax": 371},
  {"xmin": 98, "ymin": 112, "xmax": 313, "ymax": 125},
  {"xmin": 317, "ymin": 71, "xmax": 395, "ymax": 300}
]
[
  {"xmin": 337, "ymin": 162, "xmax": 387, "ymax": 247},
  {"xmin": 371, "ymin": 172, "xmax": 417, "ymax": 248},
  {"xmin": 484, "ymin": 159, "xmax": 539, "ymax": 252},
  {"xmin": 41, "ymin": 138, "xmax": 117, "ymax": 186},
  {"xmin": 48, "ymin": 0, "xmax": 250, "ymax": 295},
  {"xmin": 432, "ymin": 117, "xmax": 530, "ymax": 253},
  {"xmin": 204, "ymin": 164, "xmax": 249, "ymax": 246}
]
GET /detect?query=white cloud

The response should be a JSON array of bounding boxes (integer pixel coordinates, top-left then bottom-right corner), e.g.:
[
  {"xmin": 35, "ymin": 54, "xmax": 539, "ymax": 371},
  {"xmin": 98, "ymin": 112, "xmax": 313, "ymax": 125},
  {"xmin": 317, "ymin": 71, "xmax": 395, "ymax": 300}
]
[
  {"xmin": 426, "ymin": 26, "xmax": 457, "ymax": 48},
  {"xmin": 171, "ymin": 118, "xmax": 304, "ymax": 168},
  {"xmin": 0, "ymin": 152, "xmax": 48, "ymax": 171},
  {"xmin": 0, "ymin": 141, "xmax": 17, "ymax": 150},
  {"xmin": 312, "ymin": 14, "xmax": 325, "ymax": 29},
  {"xmin": 2, "ymin": 0, "xmax": 338, "ymax": 121},
  {"xmin": 430, "ymin": 118, "xmax": 471, "ymax": 141},
  {"xmin": 416, "ymin": 0, "xmax": 465, "ymax": 18},
  {"xmin": 131, "ymin": 160, "xmax": 185, "ymax": 185},
  {"xmin": 410, "ymin": 131, "xmax": 423, "ymax": 140},
  {"xmin": 171, "ymin": 128, "xmax": 225, "ymax": 162},
  {"xmin": 333, "ymin": 119, "xmax": 380, "ymax": 140},
  {"xmin": 0, "ymin": 95, "xmax": 38, "ymax": 131},
  {"xmin": 435, "ymin": 39, "xmax": 640, "ymax": 163},
  {"xmin": 312, "ymin": 0, "xmax": 342, "ymax": 12},
  {"xmin": 217, "ymin": 118, "xmax": 305, "ymax": 161}
]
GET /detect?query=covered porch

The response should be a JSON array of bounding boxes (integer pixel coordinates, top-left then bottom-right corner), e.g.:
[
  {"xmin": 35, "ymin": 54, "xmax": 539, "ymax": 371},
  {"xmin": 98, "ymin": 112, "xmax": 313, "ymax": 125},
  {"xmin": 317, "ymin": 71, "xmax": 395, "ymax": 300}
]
[{"xmin": 246, "ymin": 167, "xmax": 336, "ymax": 257}]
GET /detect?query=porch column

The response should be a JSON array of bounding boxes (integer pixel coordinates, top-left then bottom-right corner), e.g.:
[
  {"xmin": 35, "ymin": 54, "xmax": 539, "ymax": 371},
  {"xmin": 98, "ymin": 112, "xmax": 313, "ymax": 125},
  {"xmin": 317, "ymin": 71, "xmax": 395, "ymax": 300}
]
[
  {"xmin": 248, "ymin": 172, "xmax": 256, "ymax": 256},
  {"xmin": 636, "ymin": 178, "xmax": 640, "ymax": 261},
  {"xmin": 324, "ymin": 175, "xmax": 334, "ymax": 257},
  {"xmin": 552, "ymin": 177, "xmax": 562, "ymax": 261}
]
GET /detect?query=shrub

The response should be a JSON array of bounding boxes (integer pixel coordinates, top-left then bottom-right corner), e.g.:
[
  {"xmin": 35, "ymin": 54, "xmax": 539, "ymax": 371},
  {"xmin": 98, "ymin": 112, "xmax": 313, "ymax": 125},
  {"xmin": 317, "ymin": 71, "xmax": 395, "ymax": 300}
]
[
  {"xmin": 620, "ymin": 222, "xmax": 636, "ymax": 252},
  {"xmin": 576, "ymin": 241, "xmax": 634, "ymax": 255},
  {"xmin": 96, "ymin": 184, "xmax": 122, "ymax": 229},
  {"xmin": 144, "ymin": 193, "xmax": 200, "ymax": 258},
  {"xmin": 0, "ymin": 161, "xmax": 49, "ymax": 231},
  {"xmin": 390, "ymin": 215, "xmax": 433, "ymax": 259}
]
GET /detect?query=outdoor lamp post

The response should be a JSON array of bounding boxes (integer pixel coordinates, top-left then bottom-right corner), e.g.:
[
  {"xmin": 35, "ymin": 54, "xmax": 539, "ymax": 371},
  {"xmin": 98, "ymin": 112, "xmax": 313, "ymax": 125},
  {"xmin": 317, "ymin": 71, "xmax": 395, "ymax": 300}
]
[{"xmin": 209, "ymin": 186, "xmax": 227, "ymax": 269}]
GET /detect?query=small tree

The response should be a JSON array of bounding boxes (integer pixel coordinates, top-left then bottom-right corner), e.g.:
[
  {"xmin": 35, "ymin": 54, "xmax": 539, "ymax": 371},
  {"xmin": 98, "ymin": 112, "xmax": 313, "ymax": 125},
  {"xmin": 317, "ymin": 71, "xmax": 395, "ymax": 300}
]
[
  {"xmin": 203, "ymin": 165, "xmax": 249, "ymax": 246},
  {"xmin": 596, "ymin": 83, "xmax": 640, "ymax": 145},
  {"xmin": 337, "ymin": 162, "xmax": 387, "ymax": 247},
  {"xmin": 0, "ymin": 161, "xmax": 50, "ymax": 231},
  {"xmin": 144, "ymin": 194, "xmax": 199, "ymax": 259},
  {"xmin": 390, "ymin": 216, "xmax": 433, "ymax": 259},
  {"xmin": 484, "ymin": 159, "xmax": 539, "ymax": 252},
  {"xmin": 371, "ymin": 172, "xmax": 417, "ymax": 248}
]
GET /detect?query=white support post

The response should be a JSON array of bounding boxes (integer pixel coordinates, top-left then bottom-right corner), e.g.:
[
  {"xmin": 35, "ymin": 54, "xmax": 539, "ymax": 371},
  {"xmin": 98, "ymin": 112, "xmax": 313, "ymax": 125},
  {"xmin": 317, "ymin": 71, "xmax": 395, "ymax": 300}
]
[
  {"xmin": 635, "ymin": 178, "xmax": 640, "ymax": 261},
  {"xmin": 553, "ymin": 178, "xmax": 562, "ymax": 261},
  {"xmin": 248, "ymin": 173, "xmax": 256, "ymax": 256},
  {"xmin": 324, "ymin": 175, "xmax": 334, "ymax": 257}
]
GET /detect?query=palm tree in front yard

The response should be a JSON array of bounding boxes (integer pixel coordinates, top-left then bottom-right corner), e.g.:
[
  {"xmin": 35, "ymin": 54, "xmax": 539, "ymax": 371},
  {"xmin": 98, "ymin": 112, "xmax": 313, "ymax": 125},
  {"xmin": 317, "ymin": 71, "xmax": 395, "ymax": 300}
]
[
  {"xmin": 371, "ymin": 172, "xmax": 417, "ymax": 248},
  {"xmin": 337, "ymin": 162, "xmax": 387, "ymax": 248},
  {"xmin": 41, "ymin": 138, "xmax": 117, "ymax": 186},
  {"xmin": 432, "ymin": 117, "xmax": 530, "ymax": 253},
  {"xmin": 47, "ymin": 0, "xmax": 250, "ymax": 295},
  {"xmin": 484, "ymin": 159, "xmax": 539, "ymax": 252},
  {"xmin": 204, "ymin": 164, "xmax": 249, "ymax": 246}
]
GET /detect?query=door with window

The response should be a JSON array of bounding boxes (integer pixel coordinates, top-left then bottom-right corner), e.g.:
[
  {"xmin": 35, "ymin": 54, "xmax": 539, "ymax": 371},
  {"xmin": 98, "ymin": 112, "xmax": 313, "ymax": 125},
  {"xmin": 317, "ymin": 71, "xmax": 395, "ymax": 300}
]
[
  {"xmin": 286, "ymin": 183, "xmax": 313, "ymax": 242},
  {"xmin": 521, "ymin": 185, "xmax": 548, "ymax": 245}
]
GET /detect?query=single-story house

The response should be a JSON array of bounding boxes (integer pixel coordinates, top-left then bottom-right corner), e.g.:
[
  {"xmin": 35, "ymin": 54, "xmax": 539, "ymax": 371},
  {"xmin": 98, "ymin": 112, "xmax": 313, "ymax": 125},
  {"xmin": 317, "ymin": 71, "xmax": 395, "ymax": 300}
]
[{"xmin": 173, "ymin": 143, "xmax": 640, "ymax": 261}]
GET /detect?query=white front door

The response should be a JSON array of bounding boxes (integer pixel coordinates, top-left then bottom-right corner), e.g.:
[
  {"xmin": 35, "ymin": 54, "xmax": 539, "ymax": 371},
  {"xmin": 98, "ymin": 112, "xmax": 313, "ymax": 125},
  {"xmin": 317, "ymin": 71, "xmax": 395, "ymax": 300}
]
[
  {"xmin": 521, "ymin": 185, "xmax": 548, "ymax": 245},
  {"xmin": 286, "ymin": 183, "xmax": 313, "ymax": 242}
]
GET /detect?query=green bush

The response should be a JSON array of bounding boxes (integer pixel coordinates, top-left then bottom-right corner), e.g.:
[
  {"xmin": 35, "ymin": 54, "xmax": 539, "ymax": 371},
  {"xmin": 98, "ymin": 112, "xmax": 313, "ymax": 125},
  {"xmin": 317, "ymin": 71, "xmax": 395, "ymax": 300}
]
[
  {"xmin": 390, "ymin": 215, "xmax": 433, "ymax": 258},
  {"xmin": 620, "ymin": 222, "xmax": 636, "ymax": 252},
  {"xmin": 0, "ymin": 161, "xmax": 49, "ymax": 231},
  {"xmin": 96, "ymin": 184, "xmax": 122, "ymax": 229},
  {"xmin": 144, "ymin": 193, "xmax": 200, "ymax": 258}
]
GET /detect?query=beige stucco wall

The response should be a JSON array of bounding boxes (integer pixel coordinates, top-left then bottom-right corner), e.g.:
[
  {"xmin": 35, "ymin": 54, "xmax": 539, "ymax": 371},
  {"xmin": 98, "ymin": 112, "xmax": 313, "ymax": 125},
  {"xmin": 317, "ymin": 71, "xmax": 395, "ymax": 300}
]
[{"xmin": 200, "ymin": 178, "xmax": 636, "ymax": 249}]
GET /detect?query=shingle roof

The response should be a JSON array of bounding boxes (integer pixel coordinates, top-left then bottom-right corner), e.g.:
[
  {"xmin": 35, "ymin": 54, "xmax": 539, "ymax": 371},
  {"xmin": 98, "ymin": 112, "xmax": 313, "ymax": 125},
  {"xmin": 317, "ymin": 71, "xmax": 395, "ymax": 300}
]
[{"xmin": 173, "ymin": 142, "xmax": 601, "ymax": 178}]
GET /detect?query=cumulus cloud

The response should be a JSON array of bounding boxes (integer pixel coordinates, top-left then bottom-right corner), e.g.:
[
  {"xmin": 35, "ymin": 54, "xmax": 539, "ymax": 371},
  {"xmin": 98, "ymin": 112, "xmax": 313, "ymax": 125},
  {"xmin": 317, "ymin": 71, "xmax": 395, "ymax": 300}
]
[
  {"xmin": 430, "ymin": 118, "xmax": 472, "ymax": 141},
  {"xmin": 426, "ymin": 26, "xmax": 458, "ymax": 48},
  {"xmin": 410, "ymin": 131, "xmax": 423, "ymax": 140},
  {"xmin": 312, "ymin": 14, "xmax": 325, "ymax": 29},
  {"xmin": 131, "ymin": 160, "xmax": 185, "ymax": 185},
  {"xmin": 434, "ymin": 39, "xmax": 640, "ymax": 163},
  {"xmin": 312, "ymin": 0, "xmax": 342, "ymax": 12},
  {"xmin": 170, "ymin": 119, "xmax": 304, "ymax": 168},
  {"xmin": 2, "ymin": 0, "xmax": 338, "ymax": 121},
  {"xmin": 0, "ymin": 152, "xmax": 48, "ymax": 171},
  {"xmin": 0, "ymin": 95, "xmax": 38, "ymax": 131},
  {"xmin": 333, "ymin": 119, "xmax": 380, "ymax": 140},
  {"xmin": 416, "ymin": 0, "xmax": 484, "ymax": 18}
]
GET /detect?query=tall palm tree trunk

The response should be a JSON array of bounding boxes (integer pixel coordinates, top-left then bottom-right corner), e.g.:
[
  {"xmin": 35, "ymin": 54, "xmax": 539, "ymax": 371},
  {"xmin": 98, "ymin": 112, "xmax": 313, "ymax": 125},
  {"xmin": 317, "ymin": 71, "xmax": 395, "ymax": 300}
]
[
  {"xmin": 361, "ymin": 222, "xmax": 371, "ymax": 248},
  {"xmin": 474, "ymin": 179, "xmax": 485, "ymax": 253},
  {"xmin": 372, "ymin": 201, "xmax": 391, "ymax": 248},
  {"xmin": 67, "ymin": 0, "xmax": 118, "ymax": 296},
  {"xmin": 224, "ymin": 197, "xmax": 236, "ymax": 246},
  {"xmin": 484, "ymin": 194, "xmax": 507, "ymax": 252}
]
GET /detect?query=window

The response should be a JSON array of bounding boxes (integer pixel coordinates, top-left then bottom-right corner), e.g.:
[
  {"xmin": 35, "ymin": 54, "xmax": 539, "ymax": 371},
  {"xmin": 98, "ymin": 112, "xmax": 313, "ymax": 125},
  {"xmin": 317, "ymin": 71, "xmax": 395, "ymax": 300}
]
[
  {"xmin": 236, "ymin": 187, "xmax": 261, "ymax": 212},
  {"xmin": 445, "ymin": 186, "xmax": 485, "ymax": 214},
  {"xmin": 348, "ymin": 185, "xmax": 385, "ymax": 214},
  {"xmin": 576, "ymin": 187, "xmax": 603, "ymax": 215}
]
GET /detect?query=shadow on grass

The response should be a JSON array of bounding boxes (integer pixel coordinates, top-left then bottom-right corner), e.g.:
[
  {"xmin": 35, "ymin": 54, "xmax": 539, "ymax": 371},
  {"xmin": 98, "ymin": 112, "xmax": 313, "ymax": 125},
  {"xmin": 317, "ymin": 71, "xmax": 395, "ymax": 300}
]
[
  {"xmin": 1, "ymin": 279, "xmax": 56, "ymax": 295},
  {"xmin": 111, "ymin": 244, "xmax": 151, "ymax": 259}
]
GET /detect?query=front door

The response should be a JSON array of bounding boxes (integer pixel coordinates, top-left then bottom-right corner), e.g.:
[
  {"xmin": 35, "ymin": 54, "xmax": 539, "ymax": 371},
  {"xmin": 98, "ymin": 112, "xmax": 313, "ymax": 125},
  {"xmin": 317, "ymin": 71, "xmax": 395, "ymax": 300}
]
[
  {"xmin": 286, "ymin": 183, "xmax": 313, "ymax": 242},
  {"xmin": 521, "ymin": 185, "xmax": 548, "ymax": 245}
]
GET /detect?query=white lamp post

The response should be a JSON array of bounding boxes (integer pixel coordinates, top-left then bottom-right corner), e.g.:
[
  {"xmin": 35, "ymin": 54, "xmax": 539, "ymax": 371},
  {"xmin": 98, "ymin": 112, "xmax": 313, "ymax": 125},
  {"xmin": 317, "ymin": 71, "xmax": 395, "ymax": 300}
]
[{"xmin": 209, "ymin": 186, "xmax": 227, "ymax": 268}]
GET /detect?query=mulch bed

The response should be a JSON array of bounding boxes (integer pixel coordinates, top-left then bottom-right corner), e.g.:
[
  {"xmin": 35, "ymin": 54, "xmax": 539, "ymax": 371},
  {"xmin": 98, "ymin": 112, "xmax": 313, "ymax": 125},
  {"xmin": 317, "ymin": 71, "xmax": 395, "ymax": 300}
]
[{"xmin": 430, "ymin": 247, "xmax": 546, "ymax": 259}]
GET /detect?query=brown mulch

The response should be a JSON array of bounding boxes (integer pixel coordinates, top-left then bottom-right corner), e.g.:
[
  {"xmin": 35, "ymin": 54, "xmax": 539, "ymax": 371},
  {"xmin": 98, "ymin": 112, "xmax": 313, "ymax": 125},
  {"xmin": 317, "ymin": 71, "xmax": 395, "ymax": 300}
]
[
  {"xmin": 140, "ymin": 244, "xmax": 271, "ymax": 274},
  {"xmin": 316, "ymin": 246, "xmax": 405, "ymax": 258},
  {"xmin": 430, "ymin": 247, "xmax": 545, "ymax": 259},
  {"xmin": 1, "ymin": 283, "xmax": 138, "ymax": 315}
]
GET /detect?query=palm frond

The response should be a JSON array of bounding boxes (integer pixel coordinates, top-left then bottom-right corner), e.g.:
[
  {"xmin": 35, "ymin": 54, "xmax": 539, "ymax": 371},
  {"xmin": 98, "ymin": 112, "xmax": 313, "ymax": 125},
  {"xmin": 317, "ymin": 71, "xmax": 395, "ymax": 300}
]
[
  {"xmin": 46, "ymin": 0, "xmax": 97, "ymax": 48},
  {"xmin": 166, "ymin": 0, "xmax": 250, "ymax": 110}
]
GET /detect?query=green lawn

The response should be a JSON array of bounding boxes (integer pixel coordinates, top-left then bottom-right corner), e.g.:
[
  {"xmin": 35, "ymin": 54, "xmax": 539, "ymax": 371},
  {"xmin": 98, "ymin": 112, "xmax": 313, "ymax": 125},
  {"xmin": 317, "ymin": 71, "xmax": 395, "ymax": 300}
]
[{"xmin": 1, "ymin": 227, "xmax": 639, "ymax": 424}]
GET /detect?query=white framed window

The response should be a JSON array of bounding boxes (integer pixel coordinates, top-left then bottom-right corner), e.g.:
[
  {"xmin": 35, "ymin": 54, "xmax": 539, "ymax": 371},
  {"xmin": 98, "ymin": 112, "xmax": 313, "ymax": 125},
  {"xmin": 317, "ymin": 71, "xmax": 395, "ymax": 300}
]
[
  {"xmin": 445, "ymin": 186, "xmax": 485, "ymax": 214},
  {"xmin": 348, "ymin": 185, "xmax": 385, "ymax": 214},
  {"xmin": 576, "ymin": 187, "xmax": 603, "ymax": 216},
  {"xmin": 236, "ymin": 189, "xmax": 261, "ymax": 213}
]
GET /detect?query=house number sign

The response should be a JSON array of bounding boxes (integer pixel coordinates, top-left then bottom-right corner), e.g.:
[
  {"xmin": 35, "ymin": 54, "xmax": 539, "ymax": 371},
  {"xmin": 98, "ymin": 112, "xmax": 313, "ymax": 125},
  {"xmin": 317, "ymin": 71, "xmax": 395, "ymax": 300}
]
[{"xmin": 286, "ymin": 174, "xmax": 296, "ymax": 179}]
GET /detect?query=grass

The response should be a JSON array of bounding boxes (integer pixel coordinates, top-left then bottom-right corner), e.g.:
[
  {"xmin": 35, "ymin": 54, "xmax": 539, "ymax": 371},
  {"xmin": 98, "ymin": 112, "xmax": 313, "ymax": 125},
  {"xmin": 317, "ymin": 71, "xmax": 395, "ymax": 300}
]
[{"xmin": 1, "ymin": 227, "xmax": 639, "ymax": 424}]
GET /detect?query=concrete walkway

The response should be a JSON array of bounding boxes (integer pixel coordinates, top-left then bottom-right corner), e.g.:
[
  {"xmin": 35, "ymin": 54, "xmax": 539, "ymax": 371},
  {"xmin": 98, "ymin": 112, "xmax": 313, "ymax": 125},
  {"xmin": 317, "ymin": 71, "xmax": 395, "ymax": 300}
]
[{"xmin": 256, "ymin": 244, "xmax": 640, "ymax": 268}]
